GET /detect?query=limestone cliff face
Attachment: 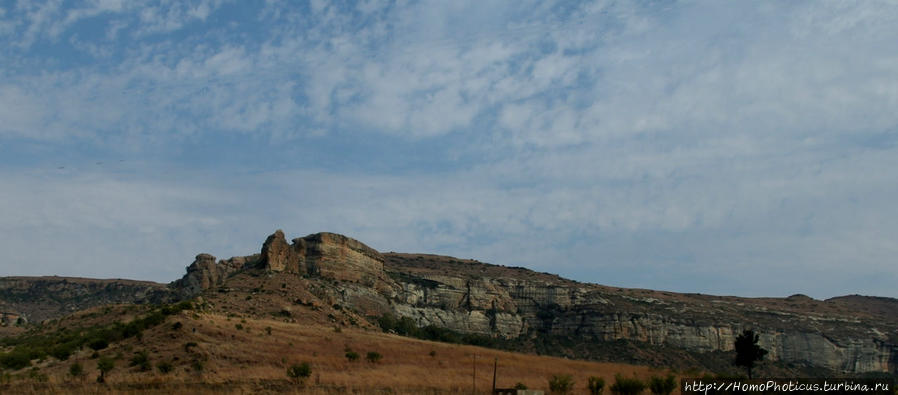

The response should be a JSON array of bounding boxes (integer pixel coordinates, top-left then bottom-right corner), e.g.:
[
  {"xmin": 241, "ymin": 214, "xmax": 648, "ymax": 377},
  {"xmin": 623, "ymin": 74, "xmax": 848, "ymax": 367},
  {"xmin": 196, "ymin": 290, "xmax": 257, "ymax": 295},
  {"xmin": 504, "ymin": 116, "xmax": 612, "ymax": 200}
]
[{"xmin": 378, "ymin": 253, "xmax": 898, "ymax": 374}]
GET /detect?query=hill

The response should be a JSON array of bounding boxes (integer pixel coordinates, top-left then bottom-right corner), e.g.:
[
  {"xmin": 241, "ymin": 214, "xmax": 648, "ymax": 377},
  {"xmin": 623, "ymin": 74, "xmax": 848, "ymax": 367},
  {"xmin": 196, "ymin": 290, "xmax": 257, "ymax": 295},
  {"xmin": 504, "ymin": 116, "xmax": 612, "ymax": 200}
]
[{"xmin": 1, "ymin": 229, "xmax": 896, "ymax": 391}]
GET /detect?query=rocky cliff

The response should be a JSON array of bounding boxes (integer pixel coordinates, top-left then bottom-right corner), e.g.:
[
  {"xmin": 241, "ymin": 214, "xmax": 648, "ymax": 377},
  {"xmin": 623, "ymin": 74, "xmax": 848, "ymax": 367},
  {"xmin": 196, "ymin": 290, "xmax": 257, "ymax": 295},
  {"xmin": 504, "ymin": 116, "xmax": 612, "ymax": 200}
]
[{"xmin": 169, "ymin": 230, "xmax": 896, "ymax": 374}]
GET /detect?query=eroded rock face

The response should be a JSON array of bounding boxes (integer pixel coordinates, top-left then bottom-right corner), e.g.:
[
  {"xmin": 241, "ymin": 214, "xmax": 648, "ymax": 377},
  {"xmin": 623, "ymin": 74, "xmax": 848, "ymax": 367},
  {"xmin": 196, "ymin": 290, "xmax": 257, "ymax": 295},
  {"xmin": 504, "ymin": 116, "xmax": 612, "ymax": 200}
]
[
  {"xmin": 259, "ymin": 230, "xmax": 386, "ymax": 286},
  {"xmin": 378, "ymin": 254, "xmax": 898, "ymax": 374},
  {"xmin": 171, "ymin": 253, "xmax": 256, "ymax": 297}
]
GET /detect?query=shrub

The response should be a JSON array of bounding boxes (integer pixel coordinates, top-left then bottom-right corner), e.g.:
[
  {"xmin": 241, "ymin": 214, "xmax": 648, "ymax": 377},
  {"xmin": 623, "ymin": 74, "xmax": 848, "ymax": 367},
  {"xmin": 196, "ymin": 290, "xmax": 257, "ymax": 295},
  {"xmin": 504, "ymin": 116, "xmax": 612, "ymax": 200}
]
[
  {"xmin": 69, "ymin": 362, "xmax": 84, "ymax": 380},
  {"xmin": 87, "ymin": 338, "xmax": 109, "ymax": 351},
  {"xmin": 429, "ymin": 350, "xmax": 436, "ymax": 358},
  {"xmin": 50, "ymin": 342, "xmax": 77, "ymax": 361},
  {"xmin": 156, "ymin": 361, "xmax": 173, "ymax": 374},
  {"xmin": 184, "ymin": 342, "xmax": 198, "ymax": 352},
  {"xmin": 191, "ymin": 359, "xmax": 204, "ymax": 373},
  {"xmin": 366, "ymin": 351, "xmax": 382, "ymax": 363},
  {"xmin": 648, "ymin": 375, "xmax": 676, "ymax": 395},
  {"xmin": 548, "ymin": 374, "xmax": 575, "ymax": 394},
  {"xmin": 171, "ymin": 321, "xmax": 183, "ymax": 330},
  {"xmin": 129, "ymin": 350, "xmax": 151, "ymax": 372},
  {"xmin": 611, "ymin": 374, "xmax": 645, "ymax": 395},
  {"xmin": 345, "ymin": 351, "xmax": 360, "ymax": 362},
  {"xmin": 514, "ymin": 382, "xmax": 528, "ymax": 390},
  {"xmin": 286, "ymin": 362, "xmax": 312, "ymax": 383},
  {"xmin": 0, "ymin": 350, "xmax": 32, "ymax": 370},
  {"xmin": 265, "ymin": 326, "xmax": 272, "ymax": 335},
  {"xmin": 588, "ymin": 376, "xmax": 606, "ymax": 395}
]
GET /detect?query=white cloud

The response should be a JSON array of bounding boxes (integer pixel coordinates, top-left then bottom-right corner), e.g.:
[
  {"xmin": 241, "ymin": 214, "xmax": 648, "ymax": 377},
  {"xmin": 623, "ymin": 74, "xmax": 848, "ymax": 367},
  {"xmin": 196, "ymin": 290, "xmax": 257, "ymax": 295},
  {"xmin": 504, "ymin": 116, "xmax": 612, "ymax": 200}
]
[{"xmin": 1, "ymin": 1, "xmax": 897, "ymax": 298}]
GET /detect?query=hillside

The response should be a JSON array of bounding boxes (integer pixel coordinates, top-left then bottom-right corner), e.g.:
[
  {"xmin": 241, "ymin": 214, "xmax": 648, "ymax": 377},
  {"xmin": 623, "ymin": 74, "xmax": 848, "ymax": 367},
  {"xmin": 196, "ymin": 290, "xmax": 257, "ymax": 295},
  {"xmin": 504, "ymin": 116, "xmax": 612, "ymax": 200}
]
[{"xmin": 1, "ymin": 229, "xmax": 896, "ymax": 384}]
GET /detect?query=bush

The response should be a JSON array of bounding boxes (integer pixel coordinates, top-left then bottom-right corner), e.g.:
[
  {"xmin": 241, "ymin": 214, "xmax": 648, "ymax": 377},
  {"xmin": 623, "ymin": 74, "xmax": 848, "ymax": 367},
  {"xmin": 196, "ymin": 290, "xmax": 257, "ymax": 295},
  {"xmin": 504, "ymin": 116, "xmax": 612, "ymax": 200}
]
[
  {"xmin": 549, "ymin": 374, "xmax": 575, "ymax": 394},
  {"xmin": 611, "ymin": 374, "xmax": 645, "ymax": 395},
  {"xmin": 345, "ymin": 351, "xmax": 359, "ymax": 362},
  {"xmin": 69, "ymin": 362, "xmax": 84, "ymax": 380},
  {"xmin": 514, "ymin": 382, "xmax": 528, "ymax": 390},
  {"xmin": 129, "ymin": 350, "xmax": 151, "ymax": 372},
  {"xmin": 156, "ymin": 361, "xmax": 173, "ymax": 374},
  {"xmin": 588, "ymin": 376, "xmax": 606, "ymax": 395},
  {"xmin": 0, "ymin": 350, "xmax": 32, "ymax": 370},
  {"xmin": 184, "ymin": 342, "xmax": 198, "ymax": 352},
  {"xmin": 649, "ymin": 375, "xmax": 676, "ymax": 395},
  {"xmin": 286, "ymin": 362, "xmax": 311, "ymax": 382},
  {"xmin": 366, "ymin": 351, "xmax": 382, "ymax": 363},
  {"xmin": 87, "ymin": 338, "xmax": 109, "ymax": 351}
]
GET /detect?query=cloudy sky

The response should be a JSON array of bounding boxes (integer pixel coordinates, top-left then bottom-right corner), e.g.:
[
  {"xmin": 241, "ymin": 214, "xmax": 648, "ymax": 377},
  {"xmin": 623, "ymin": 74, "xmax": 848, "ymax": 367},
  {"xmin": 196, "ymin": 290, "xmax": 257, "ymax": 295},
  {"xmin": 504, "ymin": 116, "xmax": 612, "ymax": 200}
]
[{"xmin": 1, "ymin": 0, "xmax": 896, "ymax": 299}]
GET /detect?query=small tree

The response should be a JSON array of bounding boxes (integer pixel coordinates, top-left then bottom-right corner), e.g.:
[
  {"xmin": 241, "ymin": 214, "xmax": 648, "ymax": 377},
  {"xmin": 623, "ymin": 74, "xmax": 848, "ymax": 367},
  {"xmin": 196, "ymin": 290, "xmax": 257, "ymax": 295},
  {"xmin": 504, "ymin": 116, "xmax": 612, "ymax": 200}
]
[
  {"xmin": 548, "ymin": 374, "xmax": 575, "ymax": 394},
  {"xmin": 611, "ymin": 374, "xmax": 645, "ymax": 395},
  {"xmin": 96, "ymin": 357, "xmax": 114, "ymax": 383},
  {"xmin": 345, "ymin": 351, "xmax": 360, "ymax": 362},
  {"xmin": 734, "ymin": 329, "xmax": 767, "ymax": 379},
  {"xmin": 648, "ymin": 375, "xmax": 676, "ymax": 395},
  {"xmin": 366, "ymin": 351, "xmax": 382, "ymax": 363},
  {"xmin": 286, "ymin": 362, "xmax": 311, "ymax": 383},
  {"xmin": 588, "ymin": 376, "xmax": 606, "ymax": 395}
]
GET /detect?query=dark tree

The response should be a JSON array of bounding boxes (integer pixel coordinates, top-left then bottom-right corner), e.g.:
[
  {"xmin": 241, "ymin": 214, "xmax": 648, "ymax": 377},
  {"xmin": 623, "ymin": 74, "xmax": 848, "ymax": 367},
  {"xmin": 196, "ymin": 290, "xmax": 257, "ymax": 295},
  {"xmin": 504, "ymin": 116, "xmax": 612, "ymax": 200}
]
[
  {"xmin": 734, "ymin": 329, "xmax": 767, "ymax": 378},
  {"xmin": 96, "ymin": 357, "xmax": 114, "ymax": 383}
]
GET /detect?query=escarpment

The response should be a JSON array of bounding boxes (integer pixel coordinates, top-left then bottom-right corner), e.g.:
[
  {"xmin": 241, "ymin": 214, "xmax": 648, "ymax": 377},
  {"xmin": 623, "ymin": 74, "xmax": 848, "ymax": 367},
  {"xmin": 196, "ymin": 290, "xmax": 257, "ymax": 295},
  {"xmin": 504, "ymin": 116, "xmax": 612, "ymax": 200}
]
[{"xmin": 3, "ymin": 229, "xmax": 895, "ymax": 375}]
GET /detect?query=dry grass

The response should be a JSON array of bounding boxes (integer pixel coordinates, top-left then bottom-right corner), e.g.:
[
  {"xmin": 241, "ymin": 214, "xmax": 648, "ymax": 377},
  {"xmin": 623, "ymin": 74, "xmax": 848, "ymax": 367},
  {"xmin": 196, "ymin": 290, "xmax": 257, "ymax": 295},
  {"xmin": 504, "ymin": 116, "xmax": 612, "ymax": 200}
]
[{"xmin": 2, "ymin": 310, "xmax": 685, "ymax": 394}]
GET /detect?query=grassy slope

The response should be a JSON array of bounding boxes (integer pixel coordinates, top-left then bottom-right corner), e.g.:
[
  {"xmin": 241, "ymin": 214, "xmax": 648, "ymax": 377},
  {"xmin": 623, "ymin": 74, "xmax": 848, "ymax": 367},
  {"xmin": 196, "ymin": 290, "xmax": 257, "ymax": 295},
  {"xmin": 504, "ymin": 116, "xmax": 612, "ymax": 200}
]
[{"xmin": 1, "ymin": 309, "xmax": 678, "ymax": 394}]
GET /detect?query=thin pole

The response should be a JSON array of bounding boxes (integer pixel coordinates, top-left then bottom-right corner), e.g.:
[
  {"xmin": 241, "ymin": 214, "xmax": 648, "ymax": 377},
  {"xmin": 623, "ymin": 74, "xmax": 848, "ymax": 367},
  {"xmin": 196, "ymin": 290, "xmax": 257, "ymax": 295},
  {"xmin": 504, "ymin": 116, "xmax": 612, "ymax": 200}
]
[{"xmin": 472, "ymin": 354, "xmax": 476, "ymax": 394}]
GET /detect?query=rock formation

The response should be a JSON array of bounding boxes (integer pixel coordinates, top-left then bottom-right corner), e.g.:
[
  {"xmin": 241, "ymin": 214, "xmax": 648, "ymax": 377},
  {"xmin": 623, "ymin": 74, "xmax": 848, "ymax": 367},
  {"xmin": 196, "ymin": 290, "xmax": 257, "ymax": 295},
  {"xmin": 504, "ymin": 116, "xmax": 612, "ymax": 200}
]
[
  {"xmin": 170, "ymin": 253, "xmax": 258, "ymax": 297},
  {"xmin": 259, "ymin": 230, "xmax": 388, "ymax": 287}
]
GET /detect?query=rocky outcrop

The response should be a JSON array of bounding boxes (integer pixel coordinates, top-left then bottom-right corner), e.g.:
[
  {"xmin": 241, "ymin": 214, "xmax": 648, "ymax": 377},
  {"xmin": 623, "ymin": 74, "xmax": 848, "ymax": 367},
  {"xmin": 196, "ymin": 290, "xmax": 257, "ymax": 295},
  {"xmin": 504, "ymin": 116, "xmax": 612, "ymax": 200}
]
[
  {"xmin": 170, "ymin": 253, "xmax": 258, "ymax": 297},
  {"xmin": 259, "ymin": 230, "xmax": 387, "ymax": 287}
]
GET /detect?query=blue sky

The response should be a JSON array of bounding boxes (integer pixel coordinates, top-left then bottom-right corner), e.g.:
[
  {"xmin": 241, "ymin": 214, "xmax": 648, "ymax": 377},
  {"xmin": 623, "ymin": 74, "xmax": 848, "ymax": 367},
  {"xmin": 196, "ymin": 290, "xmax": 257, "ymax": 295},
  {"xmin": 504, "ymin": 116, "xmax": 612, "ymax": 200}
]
[{"xmin": 2, "ymin": 0, "xmax": 897, "ymax": 298}]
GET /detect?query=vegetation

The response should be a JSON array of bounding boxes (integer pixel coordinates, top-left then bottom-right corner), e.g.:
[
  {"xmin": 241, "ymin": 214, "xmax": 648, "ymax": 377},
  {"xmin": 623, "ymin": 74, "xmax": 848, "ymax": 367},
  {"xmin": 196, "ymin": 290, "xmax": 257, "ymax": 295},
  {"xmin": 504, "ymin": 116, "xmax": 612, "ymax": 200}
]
[
  {"xmin": 286, "ymin": 362, "xmax": 312, "ymax": 383},
  {"xmin": 548, "ymin": 373, "xmax": 575, "ymax": 394},
  {"xmin": 129, "ymin": 350, "xmax": 151, "ymax": 371},
  {"xmin": 345, "ymin": 351, "xmax": 360, "ymax": 362},
  {"xmin": 0, "ymin": 301, "xmax": 193, "ymax": 371},
  {"xmin": 611, "ymin": 374, "xmax": 645, "ymax": 395},
  {"xmin": 377, "ymin": 313, "xmax": 501, "ymax": 347},
  {"xmin": 648, "ymin": 374, "xmax": 676, "ymax": 395},
  {"xmin": 588, "ymin": 376, "xmax": 606, "ymax": 395},
  {"xmin": 68, "ymin": 362, "xmax": 84, "ymax": 381},
  {"xmin": 156, "ymin": 361, "xmax": 174, "ymax": 374},
  {"xmin": 734, "ymin": 329, "xmax": 767, "ymax": 379},
  {"xmin": 96, "ymin": 357, "xmax": 114, "ymax": 383},
  {"xmin": 366, "ymin": 351, "xmax": 382, "ymax": 363}
]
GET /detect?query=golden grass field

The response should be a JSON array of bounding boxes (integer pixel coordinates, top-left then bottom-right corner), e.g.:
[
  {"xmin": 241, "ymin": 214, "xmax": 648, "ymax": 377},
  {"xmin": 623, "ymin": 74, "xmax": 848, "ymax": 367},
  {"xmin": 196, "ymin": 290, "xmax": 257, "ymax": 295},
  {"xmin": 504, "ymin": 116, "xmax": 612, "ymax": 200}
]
[{"xmin": 2, "ymin": 310, "xmax": 686, "ymax": 394}]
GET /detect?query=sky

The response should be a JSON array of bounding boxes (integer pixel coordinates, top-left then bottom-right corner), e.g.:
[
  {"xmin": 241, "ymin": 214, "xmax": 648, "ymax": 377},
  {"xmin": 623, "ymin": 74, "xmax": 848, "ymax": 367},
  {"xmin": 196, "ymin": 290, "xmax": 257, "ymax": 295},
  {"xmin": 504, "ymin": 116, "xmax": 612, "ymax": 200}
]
[{"xmin": 1, "ymin": 0, "xmax": 897, "ymax": 299}]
